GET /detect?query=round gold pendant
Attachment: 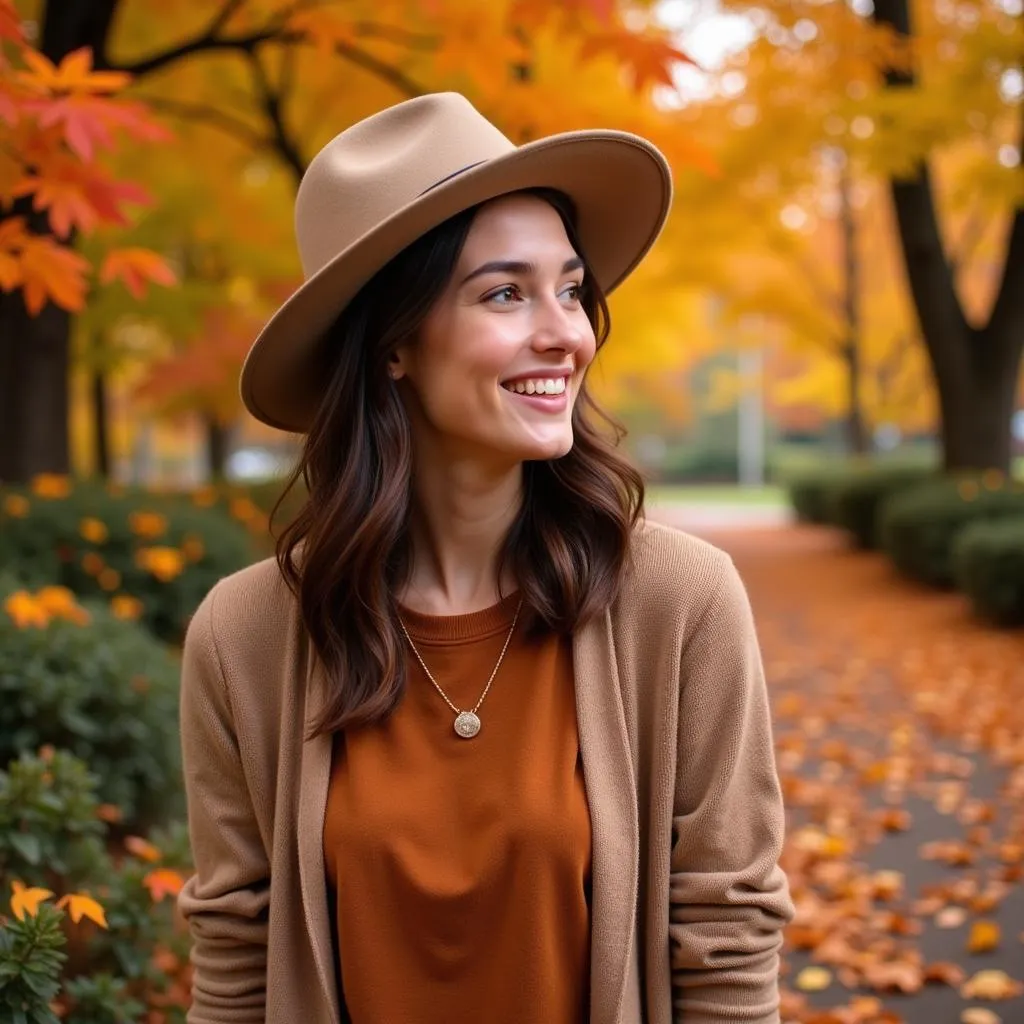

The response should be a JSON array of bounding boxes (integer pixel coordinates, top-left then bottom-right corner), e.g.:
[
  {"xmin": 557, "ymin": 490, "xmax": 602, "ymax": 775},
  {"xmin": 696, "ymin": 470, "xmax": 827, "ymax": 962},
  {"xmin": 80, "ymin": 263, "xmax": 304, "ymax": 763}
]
[{"xmin": 454, "ymin": 711, "xmax": 481, "ymax": 739}]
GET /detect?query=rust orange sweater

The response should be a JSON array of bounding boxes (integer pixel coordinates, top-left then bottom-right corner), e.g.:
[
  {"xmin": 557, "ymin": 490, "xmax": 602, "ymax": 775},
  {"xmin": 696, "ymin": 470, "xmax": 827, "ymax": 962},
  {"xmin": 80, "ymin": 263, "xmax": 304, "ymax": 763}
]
[{"xmin": 322, "ymin": 592, "xmax": 593, "ymax": 1023}]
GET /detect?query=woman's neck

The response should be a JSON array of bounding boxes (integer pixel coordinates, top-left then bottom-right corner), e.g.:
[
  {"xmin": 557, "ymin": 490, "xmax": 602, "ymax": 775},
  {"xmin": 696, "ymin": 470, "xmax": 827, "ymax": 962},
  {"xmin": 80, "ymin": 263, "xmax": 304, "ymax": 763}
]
[{"xmin": 399, "ymin": 458, "xmax": 523, "ymax": 616}]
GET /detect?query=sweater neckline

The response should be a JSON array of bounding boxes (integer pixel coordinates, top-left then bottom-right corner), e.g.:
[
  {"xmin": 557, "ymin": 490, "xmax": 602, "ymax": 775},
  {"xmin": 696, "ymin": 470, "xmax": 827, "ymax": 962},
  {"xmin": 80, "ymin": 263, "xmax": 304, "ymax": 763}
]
[{"xmin": 397, "ymin": 590, "xmax": 522, "ymax": 645}]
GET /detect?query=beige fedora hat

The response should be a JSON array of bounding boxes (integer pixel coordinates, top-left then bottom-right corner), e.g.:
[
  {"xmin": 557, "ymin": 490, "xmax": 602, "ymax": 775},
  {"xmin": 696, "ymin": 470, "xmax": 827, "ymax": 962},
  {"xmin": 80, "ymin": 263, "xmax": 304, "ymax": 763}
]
[{"xmin": 239, "ymin": 92, "xmax": 672, "ymax": 431}]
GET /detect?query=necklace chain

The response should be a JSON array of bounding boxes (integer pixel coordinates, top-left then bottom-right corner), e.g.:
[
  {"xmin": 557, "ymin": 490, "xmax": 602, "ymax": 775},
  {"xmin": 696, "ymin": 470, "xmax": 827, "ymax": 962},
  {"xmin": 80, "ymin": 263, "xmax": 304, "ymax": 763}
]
[{"xmin": 398, "ymin": 598, "xmax": 522, "ymax": 738}]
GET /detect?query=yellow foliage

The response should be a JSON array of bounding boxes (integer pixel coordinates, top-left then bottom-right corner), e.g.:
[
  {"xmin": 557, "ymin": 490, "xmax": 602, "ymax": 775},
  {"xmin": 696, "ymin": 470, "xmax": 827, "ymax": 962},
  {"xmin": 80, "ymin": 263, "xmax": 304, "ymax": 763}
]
[{"xmin": 10, "ymin": 880, "xmax": 54, "ymax": 921}]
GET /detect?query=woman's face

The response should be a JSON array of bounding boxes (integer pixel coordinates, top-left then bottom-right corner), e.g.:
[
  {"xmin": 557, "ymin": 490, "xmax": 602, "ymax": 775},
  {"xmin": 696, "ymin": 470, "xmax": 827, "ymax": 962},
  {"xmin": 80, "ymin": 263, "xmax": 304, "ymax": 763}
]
[{"xmin": 391, "ymin": 194, "xmax": 597, "ymax": 466}]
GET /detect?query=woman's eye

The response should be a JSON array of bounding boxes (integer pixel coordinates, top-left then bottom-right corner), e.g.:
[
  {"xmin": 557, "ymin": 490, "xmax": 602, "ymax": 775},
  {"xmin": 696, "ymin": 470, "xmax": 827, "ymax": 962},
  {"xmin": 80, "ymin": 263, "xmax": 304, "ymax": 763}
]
[
  {"xmin": 562, "ymin": 282, "xmax": 584, "ymax": 303},
  {"xmin": 487, "ymin": 285, "xmax": 521, "ymax": 305}
]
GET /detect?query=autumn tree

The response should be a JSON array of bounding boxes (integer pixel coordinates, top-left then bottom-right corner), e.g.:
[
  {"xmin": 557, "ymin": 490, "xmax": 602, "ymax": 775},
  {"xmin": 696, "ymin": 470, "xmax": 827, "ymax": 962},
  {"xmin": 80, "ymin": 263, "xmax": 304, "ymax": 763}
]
[
  {"xmin": 694, "ymin": 0, "xmax": 1023, "ymax": 470},
  {"xmin": 2, "ymin": 0, "xmax": 707, "ymax": 482}
]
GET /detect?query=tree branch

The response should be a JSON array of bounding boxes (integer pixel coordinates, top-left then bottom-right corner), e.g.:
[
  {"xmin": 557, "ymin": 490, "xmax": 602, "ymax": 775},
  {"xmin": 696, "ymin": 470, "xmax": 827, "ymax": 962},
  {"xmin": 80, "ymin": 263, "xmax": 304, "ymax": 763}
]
[
  {"xmin": 331, "ymin": 38, "xmax": 425, "ymax": 98},
  {"xmin": 140, "ymin": 95, "xmax": 269, "ymax": 149},
  {"xmin": 247, "ymin": 48, "xmax": 306, "ymax": 183},
  {"xmin": 987, "ymin": 206, "xmax": 1024, "ymax": 343}
]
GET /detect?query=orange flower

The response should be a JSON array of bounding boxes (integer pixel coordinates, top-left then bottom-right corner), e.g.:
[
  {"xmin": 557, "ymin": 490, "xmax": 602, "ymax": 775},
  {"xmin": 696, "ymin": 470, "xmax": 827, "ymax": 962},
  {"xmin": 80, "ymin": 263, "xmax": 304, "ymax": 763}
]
[
  {"xmin": 191, "ymin": 485, "xmax": 218, "ymax": 508},
  {"xmin": 98, "ymin": 567, "xmax": 121, "ymax": 591},
  {"xmin": 124, "ymin": 835, "xmax": 161, "ymax": 863},
  {"xmin": 110, "ymin": 594, "xmax": 143, "ymax": 621},
  {"xmin": 96, "ymin": 803, "xmax": 123, "ymax": 824},
  {"xmin": 35, "ymin": 585, "xmax": 90, "ymax": 625},
  {"xmin": 10, "ymin": 880, "xmax": 55, "ymax": 921},
  {"xmin": 2, "ymin": 493, "xmax": 30, "ymax": 517},
  {"xmin": 135, "ymin": 546, "xmax": 184, "ymax": 582},
  {"xmin": 958, "ymin": 480, "xmax": 980, "ymax": 502},
  {"xmin": 56, "ymin": 892, "xmax": 108, "ymax": 928},
  {"xmin": 129, "ymin": 510, "xmax": 169, "ymax": 539},
  {"xmin": 144, "ymin": 868, "xmax": 185, "ymax": 903},
  {"xmin": 3, "ymin": 590, "xmax": 49, "ymax": 628},
  {"xmin": 29, "ymin": 473, "xmax": 72, "ymax": 498},
  {"xmin": 181, "ymin": 534, "xmax": 205, "ymax": 562},
  {"xmin": 229, "ymin": 496, "xmax": 260, "ymax": 522},
  {"xmin": 981, "ymin": 468, "xmax": 1005, "ymax": 490},
  {"xmin": 81, "ymin": 551, "xmax": 104, "ymax": 576},
  {"xmin": 79, "ymin": 516, "xmax": 109, "ymax": 543}
]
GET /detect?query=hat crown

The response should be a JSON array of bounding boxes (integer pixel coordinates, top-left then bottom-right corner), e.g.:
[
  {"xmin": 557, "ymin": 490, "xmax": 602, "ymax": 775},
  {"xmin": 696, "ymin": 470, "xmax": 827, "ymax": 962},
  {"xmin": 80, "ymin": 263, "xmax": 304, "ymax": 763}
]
[{"xmin": 294, "ymin": 93, "xmax": 514, "ymax": 277}]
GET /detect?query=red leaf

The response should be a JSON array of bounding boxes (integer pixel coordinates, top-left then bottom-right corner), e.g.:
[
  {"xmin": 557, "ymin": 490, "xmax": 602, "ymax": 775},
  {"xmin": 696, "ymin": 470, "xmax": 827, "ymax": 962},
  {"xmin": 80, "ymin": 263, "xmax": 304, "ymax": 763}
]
[
  {"xmin": 99, "ymin": 247, "xmax": 178, "ymax": 299},
  {"xmin": 578, "ymin": 29, "xmax": 698, "ymax": 92}
]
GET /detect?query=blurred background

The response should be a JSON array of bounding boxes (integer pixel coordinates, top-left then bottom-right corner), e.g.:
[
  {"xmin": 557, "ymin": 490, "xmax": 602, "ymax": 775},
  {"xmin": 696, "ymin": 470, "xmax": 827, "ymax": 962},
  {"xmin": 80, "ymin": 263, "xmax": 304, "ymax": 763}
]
[{"xmin": 1, "ymin": 1, "xmax": 1022, "ymax": 1023}]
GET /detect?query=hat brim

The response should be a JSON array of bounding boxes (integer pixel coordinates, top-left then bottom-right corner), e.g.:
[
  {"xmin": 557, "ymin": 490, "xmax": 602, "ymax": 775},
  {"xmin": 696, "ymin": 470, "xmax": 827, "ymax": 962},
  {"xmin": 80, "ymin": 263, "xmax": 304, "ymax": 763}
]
[{"xmin": 239, "ymin": 129, "xmax": 672, "ymax": 432}]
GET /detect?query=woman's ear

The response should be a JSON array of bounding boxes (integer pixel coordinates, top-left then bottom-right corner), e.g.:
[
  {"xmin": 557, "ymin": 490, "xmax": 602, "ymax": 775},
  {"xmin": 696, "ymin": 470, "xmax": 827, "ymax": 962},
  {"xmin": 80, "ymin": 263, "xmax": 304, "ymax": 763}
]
[{"xmin": 387, "ymin": 352, "xmax": 405, "ymax": 381}]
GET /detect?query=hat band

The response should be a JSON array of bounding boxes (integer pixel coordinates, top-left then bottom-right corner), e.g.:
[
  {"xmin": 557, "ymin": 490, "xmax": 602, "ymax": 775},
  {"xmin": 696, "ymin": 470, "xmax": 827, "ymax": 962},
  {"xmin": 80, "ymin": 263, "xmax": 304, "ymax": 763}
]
[{"xmin": 418, "ymin": 158, "xmax": 489, "ymax": 196}]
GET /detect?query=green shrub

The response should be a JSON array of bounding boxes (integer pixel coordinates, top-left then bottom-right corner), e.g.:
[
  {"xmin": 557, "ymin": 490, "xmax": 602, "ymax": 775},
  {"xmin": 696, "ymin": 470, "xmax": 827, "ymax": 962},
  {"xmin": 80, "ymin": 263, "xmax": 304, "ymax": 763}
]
[
  {"xmin": 0, "ymin": 478, "xmax": 255, "ymax": 643},
  {"xmin": 0, "ymin": 901, "xmax": 67, "ymax": 1024},
  {"xmin": 879, "ymin": 473, "xmax": 1024, "ymax": 587},
  {"xmin": 658, "ymin": 447, "xmax": 744, "ymax": 484},
  {"xmin": 0, "ymin": 751, "xmax": 106, "ymax": 887},
  {"xmin": 952, "ymin": 516, "xmax": 1024, "ymax": 627},
  {"xmin": 0, "ymin": 584, "xmax": 182, "ymax": 831},
  {"xmin": 0, "ymin": 750, "xmax": 191, "ymax": 1024},
  {"xmin": 826, "ymin": 465, "xmax": 937, "ymax": 549}
]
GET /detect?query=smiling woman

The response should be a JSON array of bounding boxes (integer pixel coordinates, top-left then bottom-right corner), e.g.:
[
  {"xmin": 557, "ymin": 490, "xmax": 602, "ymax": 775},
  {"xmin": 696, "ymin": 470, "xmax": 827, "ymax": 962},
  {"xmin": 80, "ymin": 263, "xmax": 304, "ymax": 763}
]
[{"xmin": 177, "ymin": 93, "xmax": 794, "ymax": 1024}]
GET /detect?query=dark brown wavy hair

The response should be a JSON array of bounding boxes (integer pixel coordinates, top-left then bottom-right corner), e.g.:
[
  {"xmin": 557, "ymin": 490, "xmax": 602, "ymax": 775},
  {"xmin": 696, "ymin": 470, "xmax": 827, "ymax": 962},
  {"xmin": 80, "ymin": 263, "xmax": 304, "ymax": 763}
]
[{"xmin": 273, "ymin": 187, "xmax": 645, "ymax": 737}]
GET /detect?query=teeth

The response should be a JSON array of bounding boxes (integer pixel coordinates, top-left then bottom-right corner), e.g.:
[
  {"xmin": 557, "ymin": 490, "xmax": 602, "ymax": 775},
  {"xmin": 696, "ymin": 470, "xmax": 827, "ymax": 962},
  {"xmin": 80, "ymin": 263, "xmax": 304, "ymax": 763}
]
[{"xmin": 504, "ymin": 377, "xmax": 567, "ymax": 396}]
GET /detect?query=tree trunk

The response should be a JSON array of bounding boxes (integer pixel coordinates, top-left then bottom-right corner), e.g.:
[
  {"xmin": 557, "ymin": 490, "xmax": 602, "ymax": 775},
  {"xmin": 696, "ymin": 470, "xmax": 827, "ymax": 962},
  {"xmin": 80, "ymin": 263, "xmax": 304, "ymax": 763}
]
[
  {"xmin": 0, "ymin": 0, "xmax": 120, "ymax": 483},
  {"xmin": 873, "ymin": 0, "xmax": 1024, "ymax": 473},
  {"xmin": 91, "ymin": 368, "xmax": 111, "ymax": 480},
  {"xmin": 205, "ymin": 417, "xmax": 230, "ymax": 481},
  {"xmin": 838, "ymin": 157, "xmax": 869, "ymax": 455},
  {"xmin": 0, "ymin": 277, "xmax": 71, "ymax": 482}
]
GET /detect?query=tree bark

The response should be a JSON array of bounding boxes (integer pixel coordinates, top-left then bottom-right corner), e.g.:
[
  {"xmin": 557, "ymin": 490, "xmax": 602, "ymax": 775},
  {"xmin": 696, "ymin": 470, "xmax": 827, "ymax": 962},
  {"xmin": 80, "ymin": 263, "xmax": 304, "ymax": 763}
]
[
  {"xmin": 873, "ymin": 0, "xmax": 1024, "ymax": 472},
  {"xmin": 91, "ymin": 368, "xmax": 111, "ymax": 480},
  {"xmin": 838, "ymin": 157, "xmax": 869, "ymax": 455},
  {"xmin": 205, "ymin": 416, "xmax": 230, "ymax": 480},
  {"xmin": 0, "ymin": 0, "xmax": 120, "ymax": 483}
]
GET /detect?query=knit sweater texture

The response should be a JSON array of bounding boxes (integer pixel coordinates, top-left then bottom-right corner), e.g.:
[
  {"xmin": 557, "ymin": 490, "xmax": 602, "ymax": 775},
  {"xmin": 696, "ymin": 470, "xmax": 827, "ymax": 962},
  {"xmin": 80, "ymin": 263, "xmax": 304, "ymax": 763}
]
[{"xmin": 177, "ymin": 518, "xmax": 795, "ymax": 1023}]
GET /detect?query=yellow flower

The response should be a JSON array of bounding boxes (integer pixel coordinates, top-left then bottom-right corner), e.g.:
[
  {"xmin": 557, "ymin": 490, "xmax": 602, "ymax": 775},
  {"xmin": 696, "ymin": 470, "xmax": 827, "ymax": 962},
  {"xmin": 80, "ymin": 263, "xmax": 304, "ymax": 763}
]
[
  {"xmin": 35, "ymin": 586, "xmax": 90, "ymax": 625},
  {"xmin": 81, "ymin": 551, "xmax": 105, "ymax": 576},
  {"xmin": 10, "ymin": 880, "xmax": 55, "ymax": 921},
  {"xmin": 98, "ymin": 567, "xmax": 121, "ymax": 591},
  {"xmin": 128, "ymin": 510, "xmax": 168, "ymax": 539},
  {"xmin": 135, "ymin": 546, "xmax": 185, "ymax": 582},
  {"xmin": 2, "ymin": 494, "xmax": 30, "ymax": 518},
  {"xmin": 30, "ymin": 474, "xmax": 72, "ymax": 499},
  {"xmin": 111, "ymin": 594, "xmax": 143, "ymax": 621},
  {"xmin": 181, "ymin": 534, "xmax": 205, "ymax": 562},
  {"xmin": 3, "ymin": 591, "xmax": 49, "ymax": 629},
  {"xmin": 79, "ymin": 517, "xmax": 109, "ymax": 543},
  {"xmin": 56, "ymin": 892, "xmax": 108, "ymax": 929}
]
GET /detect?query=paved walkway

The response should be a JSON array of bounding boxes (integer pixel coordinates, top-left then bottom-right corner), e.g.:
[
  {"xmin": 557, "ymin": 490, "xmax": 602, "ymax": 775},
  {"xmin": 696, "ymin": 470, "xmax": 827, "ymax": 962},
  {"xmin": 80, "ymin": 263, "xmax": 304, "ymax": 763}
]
[{"xmin": 648, "ymin": 509, "xmax": 1024, "ymax": 1024}]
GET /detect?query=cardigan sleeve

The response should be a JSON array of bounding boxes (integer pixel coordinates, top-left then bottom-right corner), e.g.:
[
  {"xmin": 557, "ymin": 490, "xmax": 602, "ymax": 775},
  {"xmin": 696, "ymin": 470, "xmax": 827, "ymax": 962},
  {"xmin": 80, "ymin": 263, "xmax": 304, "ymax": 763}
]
[
  {"xmin": 177, "ymin": 587, "xmax": 270, "ymax": 1023},
  {"xmin": 669, "ymin": 553, "xmax": 795, "ymax": 1023}
]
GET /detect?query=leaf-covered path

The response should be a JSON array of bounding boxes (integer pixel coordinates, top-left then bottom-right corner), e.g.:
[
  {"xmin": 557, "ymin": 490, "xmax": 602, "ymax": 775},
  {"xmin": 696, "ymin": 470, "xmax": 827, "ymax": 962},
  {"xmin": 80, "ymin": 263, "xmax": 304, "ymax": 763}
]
[{"xmin": 652, "ymin": 513, "xmax": 1024, "ymax": 1024}]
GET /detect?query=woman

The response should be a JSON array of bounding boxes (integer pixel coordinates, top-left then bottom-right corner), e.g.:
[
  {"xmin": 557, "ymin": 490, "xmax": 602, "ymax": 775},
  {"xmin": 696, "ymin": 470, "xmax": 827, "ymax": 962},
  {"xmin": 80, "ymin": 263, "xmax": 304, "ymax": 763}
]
[{"xmin": 178, "ymin": 93, "xmax": 794, "ymax": 1024}]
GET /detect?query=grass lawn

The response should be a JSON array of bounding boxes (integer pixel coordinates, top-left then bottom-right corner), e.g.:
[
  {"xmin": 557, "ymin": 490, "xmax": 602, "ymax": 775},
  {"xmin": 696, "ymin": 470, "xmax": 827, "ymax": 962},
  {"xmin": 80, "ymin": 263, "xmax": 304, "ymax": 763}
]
[{"xmin": 646, "ymin": 483, "xmax": 787, "ymax": 506}]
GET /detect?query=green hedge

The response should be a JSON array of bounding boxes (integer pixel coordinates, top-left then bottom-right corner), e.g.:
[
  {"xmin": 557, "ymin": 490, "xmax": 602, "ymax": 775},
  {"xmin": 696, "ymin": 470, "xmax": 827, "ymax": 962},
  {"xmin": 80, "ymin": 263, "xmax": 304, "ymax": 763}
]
[
  {"xmin": 0, "ymin": 478, "xmax": 255, "ymax": 643},
  {"xmin": 952, "ymin": 516, "xmax": 1024, "ymax": 627},
  {"xmin": 825, "ymin": 465, "xmax": 937, "ymax": 549},
  {"xmin": 785, "ymin": 459, "xmax": 936, "ymax": 529},
  {"xmin": 878, "ymin": 474, "xmax": 1024, "ymax": 587},
  {"xmin": 0, "ymin": 580, "xmax": 182, "ymax": 831}
]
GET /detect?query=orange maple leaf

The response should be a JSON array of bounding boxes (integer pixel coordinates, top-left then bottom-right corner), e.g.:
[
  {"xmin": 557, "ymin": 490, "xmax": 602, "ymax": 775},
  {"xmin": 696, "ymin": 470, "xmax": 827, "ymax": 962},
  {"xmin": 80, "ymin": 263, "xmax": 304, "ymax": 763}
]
[
  {"xmin": 56, "ymin": 891, "xmax": 108, "ymax": 928},
  {"xmin": 10, "ymin": 880, "xmax": 54, "ymax": 921},
  {"xmin": 124, "ymin": 835, "xmax": 162, "ymax": 863},
  {"xmin": 579, "ymin": 29, "xmax": 698, "ymax": 92},
  {"xmin": 100, "ymin": 247, "xmax": 178, "ymax": 299},
  {"xmin": 0, "ymin": 0, "xmax": 23, "ymax": 45},
  {"xmin": 144, "ymin": 868, "xmax": 185, "ymax": 903},
  {"xmin": 17, "ymin": 232, "xmax": 90, "ymax": 313},
  {"xmin": 17, "ymin": 46, "xmax": 130, "ymax": 97}
]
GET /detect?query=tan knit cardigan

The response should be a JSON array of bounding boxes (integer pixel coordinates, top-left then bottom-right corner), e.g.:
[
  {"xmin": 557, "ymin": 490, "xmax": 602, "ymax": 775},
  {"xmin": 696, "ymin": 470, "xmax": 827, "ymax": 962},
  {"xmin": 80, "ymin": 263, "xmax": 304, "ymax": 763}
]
[{"xmin": 177, "ymin": 518, "xmax": 794, "ymax": 1024}]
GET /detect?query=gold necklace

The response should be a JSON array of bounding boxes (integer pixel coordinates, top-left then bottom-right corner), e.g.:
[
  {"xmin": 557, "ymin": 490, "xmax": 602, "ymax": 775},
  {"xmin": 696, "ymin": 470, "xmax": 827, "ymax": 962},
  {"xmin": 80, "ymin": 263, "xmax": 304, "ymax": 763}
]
[{"xmin": 398, "ymin": 598, "xmax": 522, "ymax": 739}]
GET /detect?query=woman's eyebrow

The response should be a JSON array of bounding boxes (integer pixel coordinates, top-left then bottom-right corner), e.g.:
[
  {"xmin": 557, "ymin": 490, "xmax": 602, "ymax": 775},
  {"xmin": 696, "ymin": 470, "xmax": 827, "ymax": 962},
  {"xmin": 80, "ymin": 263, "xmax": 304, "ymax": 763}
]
[{"xmin": 459, "ymin": 256, "xmax": 584, "ymax": 286}]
